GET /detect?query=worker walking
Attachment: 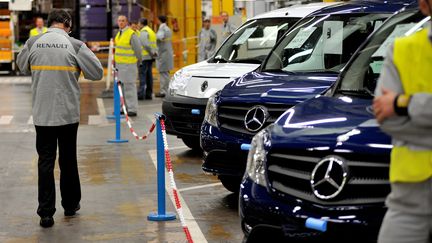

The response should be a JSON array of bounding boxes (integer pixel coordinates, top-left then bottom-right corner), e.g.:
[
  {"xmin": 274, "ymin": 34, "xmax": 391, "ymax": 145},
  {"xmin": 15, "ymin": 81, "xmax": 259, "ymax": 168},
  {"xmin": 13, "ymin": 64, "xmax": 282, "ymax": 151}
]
[
  {"xmin": 374, "ymin": 0, "xmax": 432, "ymax": 242},
  {"xmin": 220, "ymin": 11, "xmax": 236, "ymax": 41},
  {"xmin": 29, "ymin": 17, "xmax": 48, "ymax": 37},
  {"xmin": 115, "ymin": 15, "xmax": 142, "ymax": 116},
  {"xmin": 138, "ymin": 18, "xmax": 157, "ymax": 100},
  {"xmin": 198, "ymin": 18, "xmax": 217, "ymax": 62},
  {"xmin": 155, "ymin": 15, "xmax": 173, "ymax": 98},
  {"xmin": 16, "ymin": 9, "xmax": 103, "ymax": 228}
]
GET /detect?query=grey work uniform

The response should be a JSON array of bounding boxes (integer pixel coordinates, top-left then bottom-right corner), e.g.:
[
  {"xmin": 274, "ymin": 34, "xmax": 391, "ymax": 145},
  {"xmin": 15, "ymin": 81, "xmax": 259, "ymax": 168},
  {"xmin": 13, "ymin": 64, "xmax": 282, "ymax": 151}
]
[
  {"xmin": 376, "ymin": 30, "xmax": 432, "ymax": 243},
  {"xmin": 198, "ymin": 28, "xmax": 217, "ymax": 62},
  {"xmin": 16, "ymin": 27, "xmax": 103, "ymax": 217},
  {"xmin": 222, "ymin": 22, "xmax": 237, "ymax": 42},
  {"xmin": 116, "ymin": 27, "xmax": 142, "ymax": 113},
  {"xmin": 156, "ymin": 23, "xmax": 174, "ymax": 95}
]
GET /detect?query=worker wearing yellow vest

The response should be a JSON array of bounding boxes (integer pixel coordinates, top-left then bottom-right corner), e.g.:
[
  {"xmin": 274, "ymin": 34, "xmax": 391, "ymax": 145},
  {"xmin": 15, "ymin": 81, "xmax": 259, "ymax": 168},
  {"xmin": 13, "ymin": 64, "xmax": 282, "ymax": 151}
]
[
  {"xmin": 374, "ymin": 1, "xmax": 432, "ymax": 242},
  {"xmin": 137, "ymin": 18, "xmax": 158, "ymax": 100},
  {"xmin": 29, "ymin": 17, "xmax": 48, "ymax": 37},
  {"xmin": 115, "ymin": 15, "xmax": 142, "ymax": 117}
]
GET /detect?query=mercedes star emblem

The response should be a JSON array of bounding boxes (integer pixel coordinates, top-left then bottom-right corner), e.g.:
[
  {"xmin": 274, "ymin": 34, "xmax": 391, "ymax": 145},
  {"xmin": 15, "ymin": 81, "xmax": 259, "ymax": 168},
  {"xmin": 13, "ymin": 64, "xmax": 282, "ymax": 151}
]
[
  {"xmin": 310, "ymin": 156, "xmax": 349, "ymax": 200},
  {"xmin": 244, "ymin": 106, "xmax": 269, "ymax": 132},
  {"xmin": 201, "ymin": 80, "xmax": 208, "ymax": 92}
]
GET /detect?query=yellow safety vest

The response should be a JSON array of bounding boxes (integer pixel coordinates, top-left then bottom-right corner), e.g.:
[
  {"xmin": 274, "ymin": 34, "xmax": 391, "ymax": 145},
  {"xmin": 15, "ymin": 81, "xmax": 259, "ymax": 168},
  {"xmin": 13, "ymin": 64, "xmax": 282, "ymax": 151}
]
[
  {"xmin": 140, "ymin": 26, "xmax": 157, "ymax": 57},
  {"xmin": 29, "ymin": 27, "xmax": 47, "ymax": 37},
  {"xmin": 114, "ymin": 28, "xmax": 138, "ymax": 64},
  {"xmin": 391, "ymin": 28, "xmax": 432, "ymax": 183}
]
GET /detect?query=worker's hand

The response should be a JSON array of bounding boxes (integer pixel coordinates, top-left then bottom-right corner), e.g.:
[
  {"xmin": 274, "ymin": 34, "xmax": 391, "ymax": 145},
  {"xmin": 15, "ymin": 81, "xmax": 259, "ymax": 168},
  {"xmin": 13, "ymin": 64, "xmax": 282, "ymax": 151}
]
[{"xmin": 373, "ymin": 87, "xmax": 397, "ymax": 123}]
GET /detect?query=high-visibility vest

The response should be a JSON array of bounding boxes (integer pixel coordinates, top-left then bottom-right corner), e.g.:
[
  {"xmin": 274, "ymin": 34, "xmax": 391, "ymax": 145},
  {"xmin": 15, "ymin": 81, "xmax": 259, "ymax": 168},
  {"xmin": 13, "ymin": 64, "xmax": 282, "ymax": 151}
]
[
  {"xmin": 29, "ymin": 27, "xmax": 47, "ymax": 37},
  {"xmin": 391, "ymin": 28, "xmax": 432, "ymax": 183},
  {"xmin": 114, "ymin": 28, "xmax": 138, "ymax": 64},
  {"xmin": 140, "ymin": 26, "xmax": 157, "ymax": 57}
]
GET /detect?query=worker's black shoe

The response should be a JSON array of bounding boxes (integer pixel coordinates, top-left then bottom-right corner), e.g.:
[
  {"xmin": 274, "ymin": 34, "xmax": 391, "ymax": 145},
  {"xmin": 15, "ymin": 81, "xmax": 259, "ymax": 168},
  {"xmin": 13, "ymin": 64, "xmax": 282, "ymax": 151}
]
[
  {"xmin": 145, "ymin": 96, "xmax": 153, "ymax": 100},
  {"xmin": 138, "ymin": 95, "xmax": 144, "ymax": 100},
  {"xmin": 128, "ymin": 112, "xmax": 137, "ymax": 117},
  {"xmin": 39, "ymin": 216, "xmax": 54, "ymax": 228},
  {"xmin": 64, "ymin": 204, "xmax": 80, "ymax": 217}
]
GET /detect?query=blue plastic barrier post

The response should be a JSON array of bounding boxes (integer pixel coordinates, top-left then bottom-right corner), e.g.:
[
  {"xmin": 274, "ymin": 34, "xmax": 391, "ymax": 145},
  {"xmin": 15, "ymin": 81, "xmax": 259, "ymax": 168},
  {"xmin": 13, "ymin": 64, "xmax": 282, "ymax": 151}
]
[
  {"xmin": 107, "ymin": 71, "xmax": 124, "ymax": 120},
  {"xmin": 107, "ymin": 77, "xmax": 128, "ymax": 143},
  {"xmin": 148, "ymin": 113, "xmax": 176, "ymax": 221}
]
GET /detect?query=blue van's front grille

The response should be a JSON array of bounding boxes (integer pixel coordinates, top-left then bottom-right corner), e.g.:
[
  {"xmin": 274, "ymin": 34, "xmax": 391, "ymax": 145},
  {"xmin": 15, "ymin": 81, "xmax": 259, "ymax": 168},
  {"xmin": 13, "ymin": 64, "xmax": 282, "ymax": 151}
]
[
  {"xmin": 266, "ymin": 150, "xmax": 390, "ymax": 205},
  {"xmin": 217, "ymin": 103, "xmax": 289, "ymax": 136}
]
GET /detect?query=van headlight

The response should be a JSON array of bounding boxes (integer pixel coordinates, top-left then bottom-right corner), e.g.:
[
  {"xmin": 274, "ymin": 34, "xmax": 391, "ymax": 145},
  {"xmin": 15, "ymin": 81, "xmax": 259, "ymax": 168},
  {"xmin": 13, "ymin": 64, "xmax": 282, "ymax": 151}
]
[
  {"xmin": 204, "ymin": 92, "xmax": 219, "ymax": 127},
  {"xmin": 169, "ymin": 69, "xmax": 192, "ymax": 96},
  {"xmin": 245, "ymin": 129, "xmax": 269, "ymax": 187}
]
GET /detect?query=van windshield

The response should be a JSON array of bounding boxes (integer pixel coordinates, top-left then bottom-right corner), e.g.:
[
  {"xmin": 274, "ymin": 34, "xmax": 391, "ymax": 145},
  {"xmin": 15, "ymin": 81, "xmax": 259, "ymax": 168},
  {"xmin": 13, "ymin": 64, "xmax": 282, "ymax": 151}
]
[
  {"xmin": 211, "ymin": 18, "xmax": 300, "ymax": 64},
  {"xmin": 263, "ymin": 14, "xmax": 391, "ymax": 73},
  {"xmin": 336, "ymin": 10, "xmax": 429, "ymax": 97}
]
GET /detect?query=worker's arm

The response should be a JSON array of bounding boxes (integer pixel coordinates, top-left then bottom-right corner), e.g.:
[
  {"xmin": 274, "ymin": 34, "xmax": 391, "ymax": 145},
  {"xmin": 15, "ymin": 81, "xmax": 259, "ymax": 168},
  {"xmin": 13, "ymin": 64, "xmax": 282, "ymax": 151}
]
[
  {"xmin": 76, "ymin": 43, "xmax": 104, "ymax": 80},
  {"xmin": 210, "ymin": 29, "xmax": 217, "ymax": 42},
  {"xmin": 139, "ymin": 31, "xmax": 152, "ymax": 55},
  {"xmin": 16, "ymin": 41, "xmax": 31, "ymax": 75},
  {"xmin": 130, "ymin": 33, "xmax": 142, "ymax": 62}
]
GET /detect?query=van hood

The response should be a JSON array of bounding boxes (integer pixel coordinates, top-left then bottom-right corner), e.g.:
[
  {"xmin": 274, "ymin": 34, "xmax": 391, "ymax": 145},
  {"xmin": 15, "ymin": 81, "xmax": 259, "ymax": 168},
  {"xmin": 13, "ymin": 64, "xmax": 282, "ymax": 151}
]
[
  {"xmin": 269, "ymin": 96, "xmax": 391, "ymax": 156},
  {"xmin": 219, "ymin": 71, "xmax": 338, "ymax": 105},
  {"xmin": 173, "ymin": 61, "xmax": 260, "ymax": 99}
]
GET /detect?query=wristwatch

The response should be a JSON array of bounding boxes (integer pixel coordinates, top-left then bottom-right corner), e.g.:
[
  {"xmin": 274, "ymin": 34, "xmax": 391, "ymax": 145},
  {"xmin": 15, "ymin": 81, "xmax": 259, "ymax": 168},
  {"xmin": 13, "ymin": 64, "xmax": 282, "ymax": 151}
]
[{"xmin": 393, "ymin": 94, "xmax": 411, "ymax": 116}]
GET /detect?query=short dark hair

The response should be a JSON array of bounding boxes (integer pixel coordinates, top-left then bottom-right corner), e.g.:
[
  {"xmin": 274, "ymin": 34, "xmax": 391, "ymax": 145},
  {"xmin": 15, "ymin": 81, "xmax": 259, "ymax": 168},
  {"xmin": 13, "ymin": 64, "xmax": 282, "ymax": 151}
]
[
  {"xmin": 140, "ymin": 18, "xmax": 148, "ymax": 26},
  {"xmin": 47, "ymin": 9, "xmax": 72, "ymax": 28},
  {"xmin": 158, "ymin": 15, "xmax": 167, "ymax": 23}
]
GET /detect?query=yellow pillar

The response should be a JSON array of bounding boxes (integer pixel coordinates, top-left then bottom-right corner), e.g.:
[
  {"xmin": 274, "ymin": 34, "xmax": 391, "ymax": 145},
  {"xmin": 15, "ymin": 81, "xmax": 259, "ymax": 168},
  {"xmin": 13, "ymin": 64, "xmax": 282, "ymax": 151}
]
[
  {"xmin": 212, "ymin": 0, "xmax": 234, "ymax": 16},
  {"xmin": 323, "ymin": 0, "xmax": 338, "ymax": 2}
]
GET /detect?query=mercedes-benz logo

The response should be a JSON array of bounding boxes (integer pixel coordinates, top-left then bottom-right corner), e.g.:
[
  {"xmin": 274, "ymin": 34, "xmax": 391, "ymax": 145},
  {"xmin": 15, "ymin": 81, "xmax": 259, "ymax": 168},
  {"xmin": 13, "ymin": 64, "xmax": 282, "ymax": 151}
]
[
  {"xmin": 244, "ymin": 106, "xmax": 269, "ymax": 132},
  {"xmin": 310, "ymin": 156, "xmax": 349, "ymax": 200},
  {"xmin": 201, "ymin": 80, "xmax": 208, "ymax": 92}
]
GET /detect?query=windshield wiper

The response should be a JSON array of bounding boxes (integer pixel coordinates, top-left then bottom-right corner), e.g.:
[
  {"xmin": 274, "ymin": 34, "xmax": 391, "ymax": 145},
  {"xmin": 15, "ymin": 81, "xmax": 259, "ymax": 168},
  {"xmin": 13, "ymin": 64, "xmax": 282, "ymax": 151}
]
[
  {"xmin": 338, "ymin": 88, "xmax": 374, "ymax": 97},
  {"xmin": 213, "ymin": 56, "xmax": 228, "ymax": 63},
  {"xmin": 231, "ymin": 58, "xmax": 263, "ymax": 64}
]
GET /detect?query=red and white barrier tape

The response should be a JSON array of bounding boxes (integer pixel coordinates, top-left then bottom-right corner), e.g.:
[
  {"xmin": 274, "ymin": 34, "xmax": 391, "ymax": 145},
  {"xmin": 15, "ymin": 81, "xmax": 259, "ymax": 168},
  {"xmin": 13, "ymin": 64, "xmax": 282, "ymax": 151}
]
[
  {"xmin": 116, "ymin": 80, "xmax": 193, "ymax": 242},
  {"xmin": 117, "ymin": 82, "xmax": 156, "ymax": 140},
  {"xmin": 160, "ymin": 119, "xmax": 194, "ymax": 243}
]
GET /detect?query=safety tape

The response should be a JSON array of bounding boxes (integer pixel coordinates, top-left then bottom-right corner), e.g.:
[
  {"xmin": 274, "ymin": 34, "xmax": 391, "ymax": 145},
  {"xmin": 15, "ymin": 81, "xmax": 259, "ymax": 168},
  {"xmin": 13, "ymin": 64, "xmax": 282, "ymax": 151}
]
[
  {"xmin": 116, "ymin": 81, "xmax": 156, "ymax": 140},
  {"xmin": 160, "ymin": 119, "xmax": 194, "ymax": 243}
]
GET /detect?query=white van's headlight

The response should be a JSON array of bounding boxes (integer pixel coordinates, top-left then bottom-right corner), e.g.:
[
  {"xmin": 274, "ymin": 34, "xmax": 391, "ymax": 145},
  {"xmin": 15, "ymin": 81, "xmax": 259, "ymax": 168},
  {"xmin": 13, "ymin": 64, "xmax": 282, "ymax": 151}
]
[
  {"xmin": 204, "ymin": 93, "xmax": 219, "ymax": 127},
  {"xmin": 245, "ymin": 129, "xmax": 269, "ymax": 187},
  {"xmin": 169, "ymin": 69, "xmax": 192, "ymax": 96}
]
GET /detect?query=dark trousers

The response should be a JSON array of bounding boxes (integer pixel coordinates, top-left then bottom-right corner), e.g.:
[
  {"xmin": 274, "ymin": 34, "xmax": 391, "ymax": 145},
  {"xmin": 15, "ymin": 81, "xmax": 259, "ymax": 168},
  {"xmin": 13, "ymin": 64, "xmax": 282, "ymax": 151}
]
[
  {"xmin": 138, "ymin": 59, "xmax": 154, "ymax": 98},
  {"xmin": 35, "ymin": 123, "xmax": 81, "ymax": 217}
]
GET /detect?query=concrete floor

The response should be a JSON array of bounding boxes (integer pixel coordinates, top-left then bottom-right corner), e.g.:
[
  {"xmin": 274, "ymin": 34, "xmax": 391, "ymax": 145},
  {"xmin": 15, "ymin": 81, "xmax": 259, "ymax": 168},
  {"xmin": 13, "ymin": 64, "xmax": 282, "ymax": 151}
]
[{"xmin": 0, "ymin": 77, "xmax": 243, "ymax": 243}]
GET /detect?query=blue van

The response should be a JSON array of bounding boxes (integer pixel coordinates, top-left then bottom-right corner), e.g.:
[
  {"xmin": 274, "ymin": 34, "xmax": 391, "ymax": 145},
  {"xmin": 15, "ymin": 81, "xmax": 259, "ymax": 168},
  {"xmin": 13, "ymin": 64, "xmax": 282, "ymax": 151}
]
[
  {"xmin": 240, "ymin": 6, "xmax": 427, "ymax": 242},
  {"xmin": 201, "ymin": 0, "xmax": 414, "ymax": 192}
]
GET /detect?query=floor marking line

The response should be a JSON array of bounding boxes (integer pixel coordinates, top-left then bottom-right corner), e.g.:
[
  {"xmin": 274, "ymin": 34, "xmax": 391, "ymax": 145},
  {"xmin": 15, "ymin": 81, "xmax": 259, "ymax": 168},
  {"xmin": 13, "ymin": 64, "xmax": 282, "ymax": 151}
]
[
  {"xmin": 0, "ymin": 115, "xmax": 13, "ymax": 125},
  {"xmin": 178, "ymin": 182, "xmax": 223, "ymax": 192},
  {"xmin": 149, "ymin": 149, "xmax": 208, "ymax": 243}
]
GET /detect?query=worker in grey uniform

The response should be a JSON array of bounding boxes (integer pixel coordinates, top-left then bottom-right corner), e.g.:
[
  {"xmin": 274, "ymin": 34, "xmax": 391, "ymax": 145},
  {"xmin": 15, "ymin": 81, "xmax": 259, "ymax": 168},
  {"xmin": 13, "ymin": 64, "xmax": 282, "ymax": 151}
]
[
  {"xmin": 220, "ymin": 11, "xmax": 237, "ymax": 42},
  {"xmin": 198, "ymin": 18, "xmax": 217, "ymax": 62},
  {"xmin": 16, "ymin": 9, "xmax": 103, "ymax": 228},
  {"xmin": 374, "ymin": 0, "xmax": 432, "ymax": 242},
  {"xmin": 138, "ymin": 18, "xmax": 158, "ymax": 100},
  {"xmin": 155, "ymin": 15, "xmax": 173, "ymax": 98},
  {"xmin": 115, "ymin": 15, "xmax": 142, "ymax": 116}
]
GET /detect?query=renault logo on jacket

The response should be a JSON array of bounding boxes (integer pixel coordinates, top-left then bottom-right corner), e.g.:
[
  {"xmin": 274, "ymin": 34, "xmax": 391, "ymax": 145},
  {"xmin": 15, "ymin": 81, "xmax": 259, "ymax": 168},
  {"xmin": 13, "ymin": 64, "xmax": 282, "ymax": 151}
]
[
  {"xmin": 244, "ymin": 106, "xmax": 269, "ymax": 132},
  {"xmin": 310, "ymin": 156, "xmax": 349, "ymax": 200}
]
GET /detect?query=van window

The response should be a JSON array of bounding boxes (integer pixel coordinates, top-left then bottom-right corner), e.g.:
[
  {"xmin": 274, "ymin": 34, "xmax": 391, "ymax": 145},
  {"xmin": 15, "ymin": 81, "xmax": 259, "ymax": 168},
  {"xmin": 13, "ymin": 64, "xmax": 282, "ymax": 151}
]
[
  {"xmin": 337, "ymin": 11, "xmax": 429, "ymax": 96},
  {"xmin": 212, "ymin": 18, "xmax": 300, "ymax": 64},
  {"xmin": 264, "ymin": 14, "xmax": 391, "ymax": 73}
]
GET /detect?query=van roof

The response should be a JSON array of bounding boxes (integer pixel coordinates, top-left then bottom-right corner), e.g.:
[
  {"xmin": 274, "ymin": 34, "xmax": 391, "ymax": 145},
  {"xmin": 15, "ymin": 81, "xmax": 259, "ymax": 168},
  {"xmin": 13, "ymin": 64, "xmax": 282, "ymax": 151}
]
[
  {"xmin": 310, "ymin": 0, "xmax": 416, "ymax": 16},
  {"xmin": 251, "ymin": 2, "xmax": 340, "ymax": 20}
]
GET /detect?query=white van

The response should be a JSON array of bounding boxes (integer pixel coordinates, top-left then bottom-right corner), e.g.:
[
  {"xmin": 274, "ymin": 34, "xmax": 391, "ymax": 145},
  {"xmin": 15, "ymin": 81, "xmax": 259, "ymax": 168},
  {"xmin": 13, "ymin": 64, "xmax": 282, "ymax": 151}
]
[{"xmin": 162, "ymin": 2, "xmax": 338, "ymax": 149}]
